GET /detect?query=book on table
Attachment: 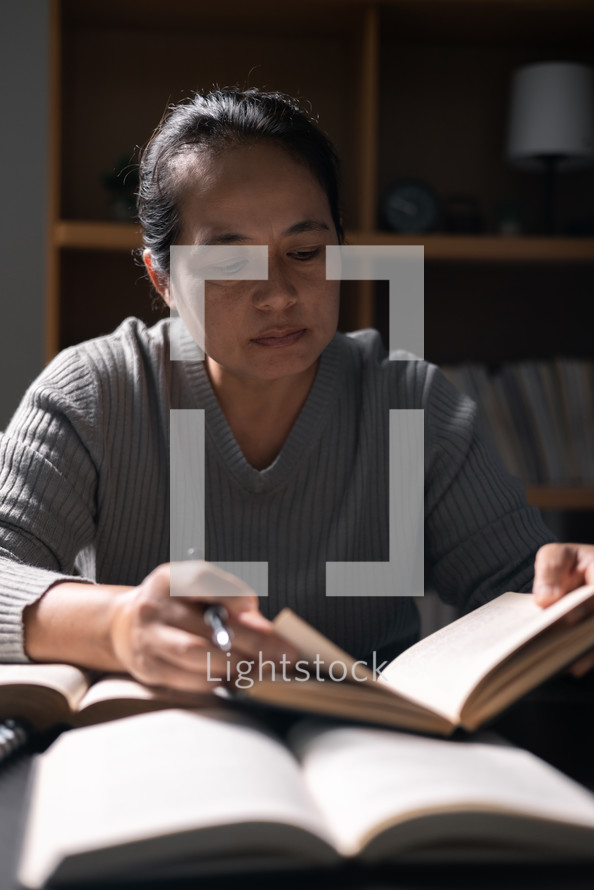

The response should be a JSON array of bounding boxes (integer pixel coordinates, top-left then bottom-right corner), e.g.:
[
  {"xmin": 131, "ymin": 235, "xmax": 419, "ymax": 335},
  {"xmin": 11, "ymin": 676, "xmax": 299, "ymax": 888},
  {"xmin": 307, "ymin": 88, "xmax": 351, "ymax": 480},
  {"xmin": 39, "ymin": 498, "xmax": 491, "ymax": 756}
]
[
  {"xmin": 17, "ymin": 707, "xmax": 594, "ymax": 887},
  {"xmin": 1, "ymin": 584, "xmax": 594, "ymax": 737}
]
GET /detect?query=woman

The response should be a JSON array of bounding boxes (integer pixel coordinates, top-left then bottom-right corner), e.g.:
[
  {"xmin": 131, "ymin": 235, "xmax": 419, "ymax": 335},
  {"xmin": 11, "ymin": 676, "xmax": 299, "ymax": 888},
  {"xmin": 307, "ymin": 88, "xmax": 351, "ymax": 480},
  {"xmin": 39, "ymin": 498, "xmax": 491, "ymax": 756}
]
[{"xmin": 1, "ymin": 89, "xmax": 593, "ymax": 690}]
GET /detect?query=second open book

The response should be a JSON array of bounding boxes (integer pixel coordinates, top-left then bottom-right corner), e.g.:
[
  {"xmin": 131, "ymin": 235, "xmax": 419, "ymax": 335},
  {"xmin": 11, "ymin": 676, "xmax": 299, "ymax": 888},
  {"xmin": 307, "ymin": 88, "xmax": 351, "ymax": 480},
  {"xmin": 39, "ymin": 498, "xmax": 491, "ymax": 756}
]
[{"xmin": 244, "ymin": 584, "xmax": 594, "ymax": 735}]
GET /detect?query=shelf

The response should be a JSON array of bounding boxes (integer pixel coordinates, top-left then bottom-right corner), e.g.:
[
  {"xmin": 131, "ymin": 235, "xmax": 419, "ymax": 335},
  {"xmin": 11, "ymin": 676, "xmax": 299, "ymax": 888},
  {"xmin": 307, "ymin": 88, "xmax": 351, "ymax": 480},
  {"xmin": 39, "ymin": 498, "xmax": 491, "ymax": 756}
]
[
  {"xmin": 55, "ymin": 221, "xmax": 143, "ymax": 251},
  {"xmin": 55, "ymin": 222, "xmax": 594, "ymax": 264},
  {"xmin": 348, "ymin": 233, "xmax": 594, "ymax": 263},
  {"xmin": 525, "ymin": 487, "xmax": 594, "ymax": 512}
]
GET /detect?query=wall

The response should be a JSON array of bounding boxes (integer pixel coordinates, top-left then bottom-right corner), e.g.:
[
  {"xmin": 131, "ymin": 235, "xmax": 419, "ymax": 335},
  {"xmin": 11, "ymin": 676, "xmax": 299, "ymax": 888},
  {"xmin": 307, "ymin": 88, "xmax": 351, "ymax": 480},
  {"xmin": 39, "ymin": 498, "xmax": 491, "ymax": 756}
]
[{"xmin": 0, "ymin": 0, "xmax": 48, "ymax": 429}]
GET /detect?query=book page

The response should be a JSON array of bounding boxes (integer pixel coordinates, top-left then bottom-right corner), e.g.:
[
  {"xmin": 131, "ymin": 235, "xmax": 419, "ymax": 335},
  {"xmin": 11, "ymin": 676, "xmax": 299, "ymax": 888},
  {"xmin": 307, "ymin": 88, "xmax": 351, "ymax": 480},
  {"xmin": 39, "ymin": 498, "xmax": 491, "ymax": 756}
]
[
  {"xmin": 290, "ymin": 720, "xmax": 594, "ymax": 860},
  {"xmin": 19, "ymin": 709, "xmax": 339, "ymax": 888},
  {"xmin": 273, "ymin": 609, "xmax": 376, "ymax": 682},
  {"xmin": 0, "ymin": 663, "xmax": 90, "ymax": 706},
  {"xmin": 380, "ymin": 586, "xmax": 594, "ymax": 723},
  {"xmin": 0, "ymin": 663, "xmax": 91, "ymax": 729},
  {"xmin": 75, "ymin": 675, "xmax": 218, "ymax": 725},
  {"xmin": 258, "ymin": 609, "xmax": 447, "ymax": 731}
]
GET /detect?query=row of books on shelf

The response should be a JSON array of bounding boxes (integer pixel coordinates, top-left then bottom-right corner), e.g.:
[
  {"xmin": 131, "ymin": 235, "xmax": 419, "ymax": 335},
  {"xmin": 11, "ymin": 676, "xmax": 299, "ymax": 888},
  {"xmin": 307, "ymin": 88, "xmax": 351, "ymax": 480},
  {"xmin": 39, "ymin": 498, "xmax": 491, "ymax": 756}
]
[{"xmin": 441, "ymin": 358, "xmax": 594, "ymax": 486}]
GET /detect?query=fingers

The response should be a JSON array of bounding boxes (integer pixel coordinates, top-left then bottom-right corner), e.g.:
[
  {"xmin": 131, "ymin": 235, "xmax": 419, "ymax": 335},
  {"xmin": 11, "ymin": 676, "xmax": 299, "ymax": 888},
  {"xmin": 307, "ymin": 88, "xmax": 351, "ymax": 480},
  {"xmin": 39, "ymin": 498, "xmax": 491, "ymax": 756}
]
[
  {"xmin": 168, "ymin": 561, "xmax": 259, "ymax": 614},
  {"xmin": 156, "ymin": 567, "xmax": 293, "ymax": 658},
  {"xmin": 163, "ymin": 594, "xmax": 269, "ymax": 638},
  {"xmin": 132, "ymin": 623, "xmax": 231, "ymax": 692},
  {"xmin": 205, "ymin": 611, "xmax": 295, "ymax": 664},
  {"xmin": 532, "ymin": 545, "xmax": 594, "ymax": 682},
  {"xmin": 532, "ymin": 543, "xmax": 589, "ymax": 606},
  {"xmin": 128, "ymin": 621, "xmax": 296, "ymax": 693}
]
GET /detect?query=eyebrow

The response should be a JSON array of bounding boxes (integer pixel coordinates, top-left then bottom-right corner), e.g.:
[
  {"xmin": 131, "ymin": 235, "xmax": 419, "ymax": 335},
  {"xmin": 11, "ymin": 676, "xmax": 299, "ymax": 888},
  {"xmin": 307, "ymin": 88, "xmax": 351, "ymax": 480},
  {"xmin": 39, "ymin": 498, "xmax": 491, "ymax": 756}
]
[{"xmin": 200, "ymin": 219, "xmax": 331, "ymax": 245}]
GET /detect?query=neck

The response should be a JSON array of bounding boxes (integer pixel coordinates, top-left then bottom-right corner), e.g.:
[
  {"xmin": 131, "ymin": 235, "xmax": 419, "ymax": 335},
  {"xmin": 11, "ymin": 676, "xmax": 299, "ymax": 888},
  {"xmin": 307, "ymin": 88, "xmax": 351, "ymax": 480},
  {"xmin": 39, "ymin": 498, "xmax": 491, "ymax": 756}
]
[{"xmin": 205, "ymin": 359, "xmax": 318, "ymax": 469}]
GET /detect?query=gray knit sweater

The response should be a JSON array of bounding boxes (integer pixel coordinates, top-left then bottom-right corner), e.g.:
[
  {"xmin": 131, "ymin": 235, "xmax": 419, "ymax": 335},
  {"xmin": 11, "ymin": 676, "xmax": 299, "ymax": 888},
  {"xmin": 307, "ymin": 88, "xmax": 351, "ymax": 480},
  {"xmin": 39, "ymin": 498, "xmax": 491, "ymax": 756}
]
[{"xmin": 0, "ymin": 318, "xmax": 555, "ymax": 663}]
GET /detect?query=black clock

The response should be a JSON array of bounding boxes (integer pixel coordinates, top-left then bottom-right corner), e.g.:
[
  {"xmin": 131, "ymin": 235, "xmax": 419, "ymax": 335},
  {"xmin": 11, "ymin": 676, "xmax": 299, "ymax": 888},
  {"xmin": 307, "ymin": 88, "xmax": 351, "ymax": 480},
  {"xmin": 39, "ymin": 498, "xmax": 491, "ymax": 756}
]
[{"xmin": 380, "ymin": 179, "xmax": 441, "ymax": 233}]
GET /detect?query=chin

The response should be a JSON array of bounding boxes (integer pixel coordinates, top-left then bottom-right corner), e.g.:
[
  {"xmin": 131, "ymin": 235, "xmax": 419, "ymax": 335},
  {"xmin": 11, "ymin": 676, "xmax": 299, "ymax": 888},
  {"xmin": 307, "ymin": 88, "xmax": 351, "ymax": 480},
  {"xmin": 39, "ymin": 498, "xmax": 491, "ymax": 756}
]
[{"xmin": 254, "ymin": 355, "xmax": 317, "ymax": 381}]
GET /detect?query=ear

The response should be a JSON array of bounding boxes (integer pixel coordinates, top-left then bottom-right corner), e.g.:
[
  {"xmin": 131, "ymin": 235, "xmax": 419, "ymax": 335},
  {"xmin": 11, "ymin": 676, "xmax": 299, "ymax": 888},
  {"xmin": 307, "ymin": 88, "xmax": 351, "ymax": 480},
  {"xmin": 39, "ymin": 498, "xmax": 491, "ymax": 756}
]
[{"xmin": 143, "ymin": 249, "xmax": 172, "ymax": 307}]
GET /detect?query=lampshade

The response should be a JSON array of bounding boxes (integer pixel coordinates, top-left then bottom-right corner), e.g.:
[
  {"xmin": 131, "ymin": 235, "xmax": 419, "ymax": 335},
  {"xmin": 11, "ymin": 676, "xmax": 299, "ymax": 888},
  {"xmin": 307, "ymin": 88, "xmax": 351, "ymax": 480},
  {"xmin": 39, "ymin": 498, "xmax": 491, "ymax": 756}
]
[{"xmin": 507, "ymin": 61, "xmax": 594, "ymax": 171}]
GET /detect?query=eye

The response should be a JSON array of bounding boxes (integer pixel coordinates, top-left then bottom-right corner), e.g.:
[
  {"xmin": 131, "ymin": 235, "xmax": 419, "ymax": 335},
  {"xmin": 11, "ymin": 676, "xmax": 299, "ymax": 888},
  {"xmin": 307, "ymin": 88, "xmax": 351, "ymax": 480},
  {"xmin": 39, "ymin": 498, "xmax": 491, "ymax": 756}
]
[
  {"xmin": 205, "ymin": 257, "xmax": 249, "ymax": 278},
  {"xmin": 290, "ymin": 247, "xmax": 323, "ymax": 261}
]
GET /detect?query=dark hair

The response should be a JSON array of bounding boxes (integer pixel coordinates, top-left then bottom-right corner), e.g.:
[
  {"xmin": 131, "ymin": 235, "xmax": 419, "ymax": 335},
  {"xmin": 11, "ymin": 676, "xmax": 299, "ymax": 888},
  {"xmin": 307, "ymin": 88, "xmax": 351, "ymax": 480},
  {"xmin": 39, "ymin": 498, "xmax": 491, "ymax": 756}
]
[{"xmin": 137, "ymin": 88, "xmax": 344, "ymax": 280}]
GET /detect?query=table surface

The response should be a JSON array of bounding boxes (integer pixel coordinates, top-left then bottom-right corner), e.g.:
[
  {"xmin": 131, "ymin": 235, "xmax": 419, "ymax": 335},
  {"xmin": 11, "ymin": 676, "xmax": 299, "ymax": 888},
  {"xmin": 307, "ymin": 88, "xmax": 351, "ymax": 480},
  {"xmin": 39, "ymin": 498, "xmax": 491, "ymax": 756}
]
[{"xmin": 2, "ymin": 673, "xmax": 594, "ymax": 890}]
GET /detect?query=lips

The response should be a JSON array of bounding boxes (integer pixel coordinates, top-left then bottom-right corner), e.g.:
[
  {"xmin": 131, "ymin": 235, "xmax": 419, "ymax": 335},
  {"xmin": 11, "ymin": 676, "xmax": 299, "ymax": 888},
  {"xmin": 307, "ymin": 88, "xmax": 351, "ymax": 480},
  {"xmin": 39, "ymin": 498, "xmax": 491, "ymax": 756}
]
[{"xmin": 250, "ymin": 329, "xmax": 306, "ymax": 347}]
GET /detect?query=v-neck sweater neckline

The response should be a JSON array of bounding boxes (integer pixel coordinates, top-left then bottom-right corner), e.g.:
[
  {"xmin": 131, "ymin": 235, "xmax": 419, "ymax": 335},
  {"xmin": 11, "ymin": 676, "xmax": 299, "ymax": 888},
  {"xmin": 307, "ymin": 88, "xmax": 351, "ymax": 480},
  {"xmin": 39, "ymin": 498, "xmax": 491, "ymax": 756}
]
[{"xmin": 180, "ymin": 332, "xmax": 345, "ymax": 494}]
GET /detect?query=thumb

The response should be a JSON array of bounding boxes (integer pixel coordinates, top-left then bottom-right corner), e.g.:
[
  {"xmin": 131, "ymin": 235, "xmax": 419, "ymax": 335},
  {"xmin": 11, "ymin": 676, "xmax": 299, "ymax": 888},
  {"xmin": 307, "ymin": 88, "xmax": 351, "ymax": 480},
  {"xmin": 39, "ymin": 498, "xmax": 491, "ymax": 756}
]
[{"xmin": 533, "ymin": 543, "xmax": 586, "ymax": 606}]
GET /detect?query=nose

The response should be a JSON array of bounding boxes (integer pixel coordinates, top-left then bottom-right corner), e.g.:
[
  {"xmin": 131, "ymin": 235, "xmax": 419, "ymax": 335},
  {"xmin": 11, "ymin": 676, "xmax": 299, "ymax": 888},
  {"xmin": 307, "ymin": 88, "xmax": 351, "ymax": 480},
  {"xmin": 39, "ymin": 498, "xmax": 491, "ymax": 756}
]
[{"xmin": 252, "ymin": 258, "xmax": 297, "ymax": 311}]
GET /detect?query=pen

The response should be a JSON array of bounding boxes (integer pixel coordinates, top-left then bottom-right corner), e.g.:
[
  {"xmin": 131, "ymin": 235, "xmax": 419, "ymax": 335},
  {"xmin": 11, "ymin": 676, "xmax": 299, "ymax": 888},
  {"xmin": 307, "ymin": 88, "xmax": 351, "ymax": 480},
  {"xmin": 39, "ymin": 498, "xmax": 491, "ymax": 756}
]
[
  {"xmin": 204, "ymin": 605, "xmax": 233, "ymax": 652},
  {"xmin": 185, "ymin": 550, "xmax": 233, "ymax": 652}
]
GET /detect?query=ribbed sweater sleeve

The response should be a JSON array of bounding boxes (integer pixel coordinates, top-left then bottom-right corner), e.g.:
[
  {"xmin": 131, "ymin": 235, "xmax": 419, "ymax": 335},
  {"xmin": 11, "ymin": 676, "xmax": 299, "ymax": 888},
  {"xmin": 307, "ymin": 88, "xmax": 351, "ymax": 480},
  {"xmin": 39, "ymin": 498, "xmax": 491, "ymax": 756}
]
[
  {"xmin": 0, "ymin": 346, "xmax": 101, "ymax": 659},
  {"xmin": 0, "ymin": 318, "xmax": 176, "ymax": 662}
]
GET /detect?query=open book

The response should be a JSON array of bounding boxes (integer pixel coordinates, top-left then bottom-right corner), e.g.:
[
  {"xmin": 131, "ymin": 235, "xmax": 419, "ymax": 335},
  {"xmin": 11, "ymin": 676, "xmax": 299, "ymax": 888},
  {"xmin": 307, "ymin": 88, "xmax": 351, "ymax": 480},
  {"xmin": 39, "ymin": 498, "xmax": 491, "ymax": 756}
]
[
  {"xmin": 243, "ymin": 584, "xmax": 594, "ymax": 736},
  {"xmin": 0, "ymin": 664, "xmax": 214, "ymax": 731},
  {"xmin": 18, "ymin": 708, "xmax": 594, "ymax": 887},
  {"xmin": 2, "ymin": 584, "xmax": 594, "ymax": 737}
]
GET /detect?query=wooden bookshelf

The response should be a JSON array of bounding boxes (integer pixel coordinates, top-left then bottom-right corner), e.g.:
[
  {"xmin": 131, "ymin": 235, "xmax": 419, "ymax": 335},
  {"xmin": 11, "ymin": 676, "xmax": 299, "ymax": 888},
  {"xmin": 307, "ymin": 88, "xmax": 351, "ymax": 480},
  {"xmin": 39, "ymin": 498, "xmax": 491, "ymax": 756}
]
[{"xmin": 47, "ymin": 0, "xmax": 594, "ymax": 522}]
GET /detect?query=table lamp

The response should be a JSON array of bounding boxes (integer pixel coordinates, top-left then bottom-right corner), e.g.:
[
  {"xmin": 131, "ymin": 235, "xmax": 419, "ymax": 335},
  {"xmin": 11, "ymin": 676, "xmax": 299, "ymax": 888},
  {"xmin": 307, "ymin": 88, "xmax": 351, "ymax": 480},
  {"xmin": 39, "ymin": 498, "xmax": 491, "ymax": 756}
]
[{"xmin": 506, "ymin": 61, "xmax": 594, "ymax": 234}]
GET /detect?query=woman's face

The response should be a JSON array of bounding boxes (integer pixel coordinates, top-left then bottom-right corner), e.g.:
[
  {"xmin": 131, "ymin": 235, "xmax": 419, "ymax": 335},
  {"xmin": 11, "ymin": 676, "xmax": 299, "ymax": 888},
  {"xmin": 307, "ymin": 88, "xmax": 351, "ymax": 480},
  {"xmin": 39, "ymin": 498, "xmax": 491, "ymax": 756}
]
[{"xmin": 164, "ymin": 142, "xmax": 340, "ymax": 387}]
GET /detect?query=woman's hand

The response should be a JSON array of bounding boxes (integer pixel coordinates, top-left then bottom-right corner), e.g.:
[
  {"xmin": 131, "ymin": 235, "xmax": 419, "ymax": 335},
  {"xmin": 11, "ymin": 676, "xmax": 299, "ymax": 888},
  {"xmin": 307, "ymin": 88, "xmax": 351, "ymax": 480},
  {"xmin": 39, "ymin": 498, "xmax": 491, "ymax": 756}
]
[
  {"xmin": 532, "ymin": 542, "xmax": 594, "ymax": 677},
  {"xmin": 109, "ymin": 561, "xmax": 296, "ymax": 693}
]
